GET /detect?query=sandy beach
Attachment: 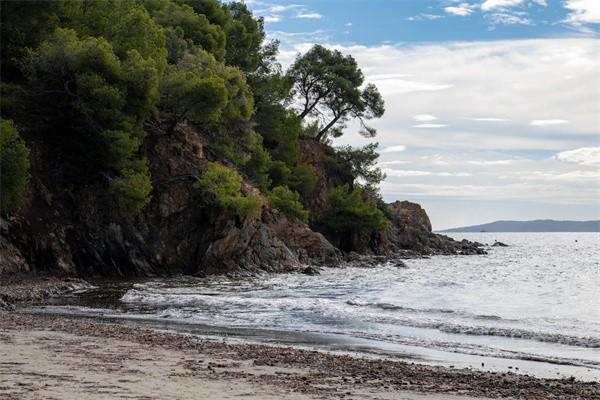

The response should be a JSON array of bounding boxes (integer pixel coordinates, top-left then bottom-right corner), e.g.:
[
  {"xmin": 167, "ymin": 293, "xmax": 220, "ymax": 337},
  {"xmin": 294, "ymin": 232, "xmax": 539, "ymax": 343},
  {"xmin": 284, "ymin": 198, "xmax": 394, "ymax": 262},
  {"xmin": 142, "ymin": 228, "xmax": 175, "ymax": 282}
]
[{"xmin": 1, "ymin": 309, "xmax": 598, "ymax": 400}]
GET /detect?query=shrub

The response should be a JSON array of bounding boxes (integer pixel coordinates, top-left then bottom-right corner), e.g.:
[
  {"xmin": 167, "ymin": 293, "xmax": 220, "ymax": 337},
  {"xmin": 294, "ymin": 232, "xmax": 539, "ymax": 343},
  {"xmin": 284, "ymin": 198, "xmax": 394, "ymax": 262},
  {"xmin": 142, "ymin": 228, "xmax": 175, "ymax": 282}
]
[
  {"xmin": 0, "ymin": 119, "xmax": 30, "ymax": 213},
  {"xmin": 323, "ymin": 184, "xmax": 389, "ymax": 234},
  {"xmin": 288, "ymin": 163, "xmax": 317, "ymax": 196},
  {"xmin": 194, "ymin": 162, "xmax": 262, "ymax": 218},
  {"xmin": 110, "ymin": 160, "xmax": 152, "ymax": 218},
  {"xmin": 268, "ymin": 186, "xmax": 308, "ymax": 223}
]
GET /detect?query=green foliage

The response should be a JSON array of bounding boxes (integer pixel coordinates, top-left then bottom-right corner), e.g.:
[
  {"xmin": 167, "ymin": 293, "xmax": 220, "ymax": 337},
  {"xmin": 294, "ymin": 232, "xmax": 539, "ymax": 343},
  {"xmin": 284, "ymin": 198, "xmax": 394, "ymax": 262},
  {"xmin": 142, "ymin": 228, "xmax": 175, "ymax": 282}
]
[
  {"xmin": 0, "ymin": 1, "xmax": 61, "ymax": 79},
  {"xmin": 60, "ymin": 1, "xmax": 167, "ymax": 72},
  {"xmin": 159, "ymin": 52, "xmax": 228, "ymax": 130},
  {"xmin": 110, "ymin": 161, "xmax": 153, "ymax": 218},
  {"xmin": 288, "ymin": 163, "xmax": 318, "ymax": 196},
  {"xmin": 268, "ymin": 186, "xmax": 308, "ymax": 223},
  {"xmin": 149, "ymin": 0, "xmax": 225, "ymax": 61},
  {"xmin": 332, "ymin": 143, "xmax": 385, "ymax": 189},
  {"xmin": 0, "ymin": 120, "xmax": 31, "ymax": 213},
  {"xmin": 287, "ymin": 45, "xmax": 385, "ymax": 142},
  {"xmin": 1, "ymin": 0, "xmax": 389, "ymax": 225},
  {"xmin": 323, "ymin": 185, "xmax": 389, "ymax": 234},
  {"xmin": 20, "ymin": 27, "xmax": 159, "ymax": 215},
  {"xmin": 194, "ymin": 162, "xmax": 263, "ymax": 218}
]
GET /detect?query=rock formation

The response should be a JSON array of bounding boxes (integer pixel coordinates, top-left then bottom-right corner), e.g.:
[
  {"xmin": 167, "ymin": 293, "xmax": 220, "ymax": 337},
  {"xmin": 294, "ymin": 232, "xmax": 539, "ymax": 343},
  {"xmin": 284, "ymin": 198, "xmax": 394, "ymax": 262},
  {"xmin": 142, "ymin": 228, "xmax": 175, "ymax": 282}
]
[{"xmin": 1, "ymin": 127, "xmax": 482, "ymax": 278}]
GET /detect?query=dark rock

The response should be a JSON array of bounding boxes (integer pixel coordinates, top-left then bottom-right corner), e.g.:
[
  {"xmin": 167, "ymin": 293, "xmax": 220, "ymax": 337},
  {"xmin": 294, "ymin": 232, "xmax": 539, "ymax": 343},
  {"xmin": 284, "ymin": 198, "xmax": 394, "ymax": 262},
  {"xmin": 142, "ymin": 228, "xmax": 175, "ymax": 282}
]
[
  {"xmin": 2, "ymin": 126, "xmax": 340, "ymax": 277},
  {"xmin": 492, "ymin": 241, "xmax": 508, "ymax": 247},
  {"xmin": 301, "ymin": 266, "xmax": 320, "ymax": 275}
]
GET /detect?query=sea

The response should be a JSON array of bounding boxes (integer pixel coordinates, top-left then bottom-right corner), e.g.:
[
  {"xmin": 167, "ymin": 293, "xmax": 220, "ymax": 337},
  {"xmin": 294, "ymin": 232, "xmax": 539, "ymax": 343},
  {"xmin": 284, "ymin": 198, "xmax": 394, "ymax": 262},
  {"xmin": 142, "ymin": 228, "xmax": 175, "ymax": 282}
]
[{"xmin": 28, "ymin": 232, "xmax": 600, "ymax": 382}]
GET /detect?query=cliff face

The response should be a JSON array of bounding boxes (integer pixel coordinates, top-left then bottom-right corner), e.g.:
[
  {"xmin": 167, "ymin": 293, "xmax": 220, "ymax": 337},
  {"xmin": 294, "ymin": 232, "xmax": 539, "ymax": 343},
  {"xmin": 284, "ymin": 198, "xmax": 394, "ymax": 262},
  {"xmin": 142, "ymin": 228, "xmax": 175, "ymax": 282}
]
[
  {"xmin": 1, "ymin": 127, "xmax": 340, "ymax": 277},
  {"xmin": 298, "ymin": 140, "xmax": 484, "ymax": 257},
  {"xmin": 1, "ymin": 129, "xmax": 481, "ymax": 278}
]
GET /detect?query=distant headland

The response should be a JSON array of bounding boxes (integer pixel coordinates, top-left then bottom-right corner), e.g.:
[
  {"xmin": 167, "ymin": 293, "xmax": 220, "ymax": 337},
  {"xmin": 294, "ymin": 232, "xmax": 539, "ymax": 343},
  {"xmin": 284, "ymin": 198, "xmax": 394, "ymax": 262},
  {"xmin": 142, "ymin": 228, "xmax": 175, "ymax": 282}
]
[{"xmin": 440, "ymin": 219, "xmax": 600, "ymax": 233}]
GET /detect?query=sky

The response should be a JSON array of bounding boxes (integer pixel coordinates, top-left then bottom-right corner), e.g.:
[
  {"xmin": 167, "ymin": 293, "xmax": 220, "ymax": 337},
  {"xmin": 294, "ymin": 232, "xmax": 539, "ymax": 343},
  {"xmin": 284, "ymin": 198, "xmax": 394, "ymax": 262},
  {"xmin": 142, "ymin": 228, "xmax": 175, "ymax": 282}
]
[{"xmin": 243, "ymin": 0, "xmax": 600, "ymax": 229}]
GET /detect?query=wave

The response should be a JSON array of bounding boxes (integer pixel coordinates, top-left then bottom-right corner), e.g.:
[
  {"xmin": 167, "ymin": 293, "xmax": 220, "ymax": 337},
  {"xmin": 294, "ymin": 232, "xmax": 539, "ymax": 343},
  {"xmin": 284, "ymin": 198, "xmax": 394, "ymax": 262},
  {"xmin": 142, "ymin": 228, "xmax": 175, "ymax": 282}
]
[{"xmin": 121, "ymin": 289, "xmax": 600, "ymax": 349}]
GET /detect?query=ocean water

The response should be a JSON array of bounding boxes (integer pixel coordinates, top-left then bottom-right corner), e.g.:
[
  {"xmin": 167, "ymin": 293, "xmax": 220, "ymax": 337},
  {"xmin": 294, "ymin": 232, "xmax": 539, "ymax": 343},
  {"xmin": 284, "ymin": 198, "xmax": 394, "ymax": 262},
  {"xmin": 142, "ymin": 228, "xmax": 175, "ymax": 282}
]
[{"xmin": 33, "ymin": 233, "xmax": 600, "ymax": 381}]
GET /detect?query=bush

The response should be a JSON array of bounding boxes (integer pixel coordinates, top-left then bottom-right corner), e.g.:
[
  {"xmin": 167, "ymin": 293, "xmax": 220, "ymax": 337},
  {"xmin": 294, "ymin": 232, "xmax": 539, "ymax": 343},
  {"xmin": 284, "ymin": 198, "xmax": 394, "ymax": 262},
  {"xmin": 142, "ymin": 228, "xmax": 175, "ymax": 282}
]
[
  {"xmin": 194, "ymin": 162, "xmax": 262, "ymax": 218},
  {"xmin": 323, "ymin": 184, "xmax": 389, "ymax": 234},
  {"xmin": 110, "ymin": 160, "xmax": 152, "ymax": 218},
  {"xmin": 288, "ymin": 163, "xmax": 318, "ymax": 196},
  {"xmin": 268, "ymin": 186, "xmax": 308, "ymax": 223},
  {"xmin": 0, "ymin": 119, "xmax": 30, "ymax": 213}
]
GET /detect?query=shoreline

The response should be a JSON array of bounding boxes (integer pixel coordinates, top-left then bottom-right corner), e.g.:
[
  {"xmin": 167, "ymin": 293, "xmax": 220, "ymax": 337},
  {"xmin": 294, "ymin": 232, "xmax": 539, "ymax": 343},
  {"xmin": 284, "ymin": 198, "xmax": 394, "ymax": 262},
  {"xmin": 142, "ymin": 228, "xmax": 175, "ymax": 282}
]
[{"xmin": 1, "ymin": 310, "xmax": 598, "ymax": 399}]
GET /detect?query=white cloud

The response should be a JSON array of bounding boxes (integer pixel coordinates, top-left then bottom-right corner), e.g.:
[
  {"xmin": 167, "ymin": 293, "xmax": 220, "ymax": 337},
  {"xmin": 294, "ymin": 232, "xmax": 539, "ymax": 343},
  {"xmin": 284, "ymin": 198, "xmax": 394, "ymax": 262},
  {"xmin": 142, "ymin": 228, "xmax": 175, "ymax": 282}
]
[
  {"xmin": 267, "ymin": 4, "xmax": 302, "ymax": 13},
  {"xmin": 564, "ymin": 0, "xmax": 600, "ymax": 25},
  {"xmin": 345, "ymin": 22, "xmax": 353, "ymax": 27},
  {"xmin": 486, "ymin": 12, "xmax": 531, "ymax": 25},
  {"xmin": 445, "ymin": 3, "xmax": 477, "ymax": 16},
  {"xmin": 555, "ymin": 147, "xmax": 600, "ymax": 166},
  {"xmin": 407, "ymin": 14, "xmax": 444, "ymax": 21},
  {"xmin": 468, "ymin": 160, "xmax": 514, "ymax": 165},
  {"xmin": 383, "ymin": 169, "xmax": 471, "ymax": 177},
  {"xmin": 263, "ymin": 15, "xmax": 281, "ymax": 23},
  {"xmin": 296, "ymin": 12, "xmax": 323, "ymax": 19},
  {"xmin": 413, "ymin": 114, "xmax": 438, "ymax": 122},
  {"xmin": 469, "ymin": 117, "xmax": 510, "ymax": 122},
  {"xmin": 412, "ymin": 123, "xmax": 448, "ymax": 128},
  {"xmin": 381, "ymin": 145, "xmax": 407, "ymax": 153},
  {"xmin": 532, "ymin": 0, "xmax": 547, "ymax": 6},
  {"xmin": 530, "ymin": 119, "xmax": 569, "ymax": 126},
  {"xmin": 481, "ymin": 0, "xmax": 523, "ymax": 11},
  {"xmin": 378, "ymin": 160, "xmax": 412, "ymax": 166}
]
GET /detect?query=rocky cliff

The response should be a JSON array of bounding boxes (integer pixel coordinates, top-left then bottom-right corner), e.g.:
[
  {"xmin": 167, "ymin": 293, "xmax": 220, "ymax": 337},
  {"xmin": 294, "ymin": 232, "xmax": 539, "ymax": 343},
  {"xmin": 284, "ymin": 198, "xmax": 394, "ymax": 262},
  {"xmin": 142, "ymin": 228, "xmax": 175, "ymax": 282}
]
[
  {"xmin": 1, "ymin": 128, "xmax": 482, "ymax": 277},
  {"xmin": 1, "ymin": 127, "xmax": 340, "ymax": 277}
]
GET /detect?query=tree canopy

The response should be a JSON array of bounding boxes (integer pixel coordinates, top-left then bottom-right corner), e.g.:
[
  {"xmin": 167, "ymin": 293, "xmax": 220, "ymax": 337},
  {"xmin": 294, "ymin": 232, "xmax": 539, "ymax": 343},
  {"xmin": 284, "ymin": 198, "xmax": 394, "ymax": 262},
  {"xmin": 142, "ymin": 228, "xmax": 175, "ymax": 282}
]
[
  {"xmin": 0, "ymin": 120, "xmax": 30, "ymax": 214},
  {"xmin": 1, "ymin": 0, "xmax": 390, "ymax": 233},
  {"xmin": 287, "ymin": 45, "xmax": 385, "ymax": 142}
]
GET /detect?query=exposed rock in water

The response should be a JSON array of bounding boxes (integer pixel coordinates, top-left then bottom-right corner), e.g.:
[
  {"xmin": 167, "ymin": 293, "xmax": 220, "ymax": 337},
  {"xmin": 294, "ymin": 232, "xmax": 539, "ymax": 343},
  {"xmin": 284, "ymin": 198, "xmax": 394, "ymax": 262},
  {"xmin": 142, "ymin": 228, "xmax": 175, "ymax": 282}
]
[
  {"xmin": 492, "ymin": 241, "xmax": 509, "ymax": 247},
  {"xmin": 344, "ymin": 201, "xmax": 485, "ymax": 256}
]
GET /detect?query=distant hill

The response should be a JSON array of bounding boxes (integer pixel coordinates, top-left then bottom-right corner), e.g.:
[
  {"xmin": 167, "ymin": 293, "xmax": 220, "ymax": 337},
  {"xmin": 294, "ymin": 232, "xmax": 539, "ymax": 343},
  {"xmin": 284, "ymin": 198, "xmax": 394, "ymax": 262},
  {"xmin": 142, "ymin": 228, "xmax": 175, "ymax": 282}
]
[{"xmin": 440, "ymin": 220, "xmax": 600, "ymax": 233}]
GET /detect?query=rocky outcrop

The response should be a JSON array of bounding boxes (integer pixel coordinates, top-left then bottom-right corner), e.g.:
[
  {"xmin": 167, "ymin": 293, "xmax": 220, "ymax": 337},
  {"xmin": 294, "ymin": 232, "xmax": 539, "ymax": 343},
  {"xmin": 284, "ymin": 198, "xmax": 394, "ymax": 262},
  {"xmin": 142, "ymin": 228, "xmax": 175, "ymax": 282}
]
[
  {"xmin": 2, "ymin": 126, "xmax": 340, "ymax": 277},
  {"xmin": 0, "ymin": 221, "xmax": 29, "ymax": 275},
  {"xmin": 299, "ymin": 139, "xmax": 352, "ymax": 223},
  {"xmin": 2, "ymin": 130, "xmax": 482, "ymax": 278},
  {"xmin": 347, "ymin": 201, "xmax": 485, "ymax": 256}
]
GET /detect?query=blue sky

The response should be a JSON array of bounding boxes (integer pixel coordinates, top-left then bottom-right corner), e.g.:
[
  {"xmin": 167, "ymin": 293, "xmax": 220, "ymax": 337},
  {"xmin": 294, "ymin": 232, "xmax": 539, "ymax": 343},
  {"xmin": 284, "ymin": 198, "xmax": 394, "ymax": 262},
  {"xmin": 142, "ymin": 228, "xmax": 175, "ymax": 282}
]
[{"xmin": 244, "ymin": 0, "xmax": 600, "ymax": 229}]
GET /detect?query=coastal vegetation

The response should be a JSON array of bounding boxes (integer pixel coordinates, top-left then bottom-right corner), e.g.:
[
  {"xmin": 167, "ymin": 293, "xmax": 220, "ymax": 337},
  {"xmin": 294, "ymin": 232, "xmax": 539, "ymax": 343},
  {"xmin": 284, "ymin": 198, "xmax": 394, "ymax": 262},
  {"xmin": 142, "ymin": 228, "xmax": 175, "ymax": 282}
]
[{"xmin": 0, "ymin": 0, "xmax": 387, "ymax": 232}]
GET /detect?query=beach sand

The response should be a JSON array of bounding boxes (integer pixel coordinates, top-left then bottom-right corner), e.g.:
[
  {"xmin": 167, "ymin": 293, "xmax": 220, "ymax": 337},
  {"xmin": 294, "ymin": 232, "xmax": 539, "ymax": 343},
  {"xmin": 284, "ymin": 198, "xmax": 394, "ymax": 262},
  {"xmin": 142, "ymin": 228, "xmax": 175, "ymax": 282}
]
[{"xmin": 1, "ymin": 311, "xmax": 598, "ymax": 400}]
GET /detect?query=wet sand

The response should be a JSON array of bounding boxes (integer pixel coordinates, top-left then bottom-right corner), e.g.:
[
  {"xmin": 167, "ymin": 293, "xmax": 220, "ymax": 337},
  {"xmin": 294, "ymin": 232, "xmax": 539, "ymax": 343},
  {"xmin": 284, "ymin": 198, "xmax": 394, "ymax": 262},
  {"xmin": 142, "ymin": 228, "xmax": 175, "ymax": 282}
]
[{"xmin": 1, "ymin": 311, "xmax": 598, "ymax": 400}]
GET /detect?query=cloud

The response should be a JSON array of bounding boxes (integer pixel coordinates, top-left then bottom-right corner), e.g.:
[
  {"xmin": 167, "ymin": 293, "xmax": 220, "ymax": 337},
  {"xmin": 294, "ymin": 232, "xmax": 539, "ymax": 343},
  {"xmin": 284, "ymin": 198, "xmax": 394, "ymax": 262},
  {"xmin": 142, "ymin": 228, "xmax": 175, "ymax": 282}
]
[
  {"xmin": 486, "ymin": 12, "xmax": 531, "ymax": 26},
  {"xmin": 445, "ymin": 4, "xmax": 477, "ymax": 16},
  {"xmin": 383, "ymin": 169, "xmax": 471, "ymax": 177},
  {"xmin": 564, "ymin": 0, "xmax": 600, "ymax": 25},
  {"xmin": 345, "ymin": 22, "xmax": 353, "ymax": 27},
  {"xmin": 381, "ymin": 145, "xmax": 407, "ymax": 153},
  {"xmin": 407, "ymin": 14, "xmax": 444, "ymax": 21},
  {"xmin": 532, "ymin": 0, "xmax": 547, "ymax": 6},
  {"xmin": 378, "ymin": 160, "xmax": 412, "ymax": 166},
  {"xmin": 412, "ymin": 123, "xmax": 448, "ymax": 128},
  {"xmin": 530, "ymin": 119, "xmax": 569, "ymax": 126},
  {"xmin": 469, "ymin": 117, "xmax": 510, "ymax": 122},
  {"xmin": 413, "ymin": 114, "xmax": 438, "ymax": 122},
  {"xmin": 481, "ymin": 0, "xmax": 523, "ymax": 11},
  {"xmin": 296, "ymin": 12, "xmax": 323, "ymax": 19},
  {"xmin": 468, "ymin": 160, "xmax": 514, "ymax": 165},
  {"xmin": 263, "ymin": 15, "xmax": 281, "ymax": 23},
  {"xmin": 555, "ymin": 147, "xmax": 600, "ymax": 166}
]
